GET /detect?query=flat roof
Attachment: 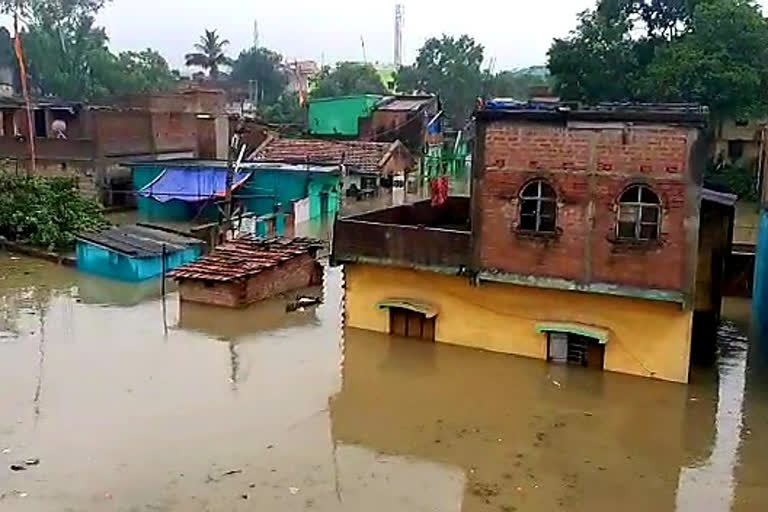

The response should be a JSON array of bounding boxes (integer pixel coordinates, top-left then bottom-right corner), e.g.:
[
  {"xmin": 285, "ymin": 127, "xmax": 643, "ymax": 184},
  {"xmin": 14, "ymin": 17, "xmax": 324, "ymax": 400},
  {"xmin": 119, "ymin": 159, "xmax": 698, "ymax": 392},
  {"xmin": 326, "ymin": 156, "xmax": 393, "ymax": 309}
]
[
  {"xmin": 477, "ymin": 102, "xmax": 709, "ymax": 125},
  {"xmin": 77, "ymin": 224, "xmax": 202, "ymax": 258}
]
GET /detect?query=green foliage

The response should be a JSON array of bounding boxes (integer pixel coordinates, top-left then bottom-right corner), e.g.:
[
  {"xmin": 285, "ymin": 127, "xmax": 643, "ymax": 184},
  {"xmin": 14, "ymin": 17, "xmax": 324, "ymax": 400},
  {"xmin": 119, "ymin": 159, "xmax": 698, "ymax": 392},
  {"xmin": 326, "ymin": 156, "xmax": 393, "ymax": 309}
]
[
  {"xmin": 230, "ymin": 47, "xmax": 287, "ymax": 105},
  {"xmin": 548, "ymin": 0, "xmax": 768, "ymax": 118},
  {"xmin": 396, "ymin": 35, "xmax": 484, "ymax": 127},
  {"xmin": 4, "ymin": 0, "xmax": 176, "ymax": 101},
  {"xmin": 548, "ymin": 5, "xmax": 642, "ymax": 103},
  {"xmin": 483, "ymin": 67, "xmax": 552, "ymax": 100},
  {"xmin": 0, "ymin": 27, "xmax": 13, "ymax": 69},
  {"xmin": 311, "ymin": 62, "xmax": 387, "ymax": 98},
  {"xmin": 705, "ymin": 164, "xmax": 758, "ymax": 201},
  {"xmin": 261, "ymin": 92, "xmax": 305, "ymax": 126},
  {"xmin": 0, "ymin": 172, "xmax": 108, "ymax": 249},
  {"xmin": 0, "ymin": 0, "xmax": 108, "ymax": 22},
  {"xmin": 185, "ymin": 29, "xmax": 232, "ymax": 79},
  {"xmin": 640, "ymin": 0, "xmax": 768, "ymax": 118},
  {"xmin": 112, "ymin": 49, "xmax": 179, "ymax": 95}
]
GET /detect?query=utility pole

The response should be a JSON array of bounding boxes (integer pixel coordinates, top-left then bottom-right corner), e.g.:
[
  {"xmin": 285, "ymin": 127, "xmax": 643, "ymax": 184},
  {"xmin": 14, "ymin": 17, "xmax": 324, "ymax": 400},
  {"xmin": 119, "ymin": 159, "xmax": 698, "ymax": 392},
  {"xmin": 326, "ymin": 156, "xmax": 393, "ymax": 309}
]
[
  {"xmin": 394, "ymin": 4, "xmax": 404, "ymax": 68},
  {"xmin": 221, "ymin": 136, "xmax": 246, "ymax": 244},
  {"xmin": 13, "ymin": 0, "xmax": 36, "ymax": 175},
  {"xmin": 360, "ymin": 36, "xmax": 367, "ymax": 64}
]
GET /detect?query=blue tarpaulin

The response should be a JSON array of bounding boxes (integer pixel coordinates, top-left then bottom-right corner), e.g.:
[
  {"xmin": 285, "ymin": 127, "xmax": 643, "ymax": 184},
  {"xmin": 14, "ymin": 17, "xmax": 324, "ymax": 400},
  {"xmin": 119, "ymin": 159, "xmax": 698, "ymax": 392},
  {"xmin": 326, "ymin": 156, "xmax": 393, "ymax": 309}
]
[{"xmin": 138, "ymin": 168, "xmax": 253, "ymax": 203}]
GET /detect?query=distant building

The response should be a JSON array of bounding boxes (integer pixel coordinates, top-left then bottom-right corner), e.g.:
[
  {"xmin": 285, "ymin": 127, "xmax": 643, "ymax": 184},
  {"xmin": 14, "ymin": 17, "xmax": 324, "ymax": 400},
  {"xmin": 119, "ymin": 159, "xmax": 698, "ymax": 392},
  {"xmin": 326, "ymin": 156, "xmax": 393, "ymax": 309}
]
[
  {"xmin": 0, "ymin": 89, "xmax": 229, "ymax": 204},
  {"xmin": 253, "ymin": 137, "xmax": 415, "ymax": 199},
  {"xmin": 714, "ymin": 118, "xmax": 765, "ymax": 172},
  {"xmin": 306, "ymin": 94, "xmax": 440, "ymax": 149},
  {"xmin": 333, "ymin": 103, "xmax": 734, "ymax": 383},
  {"xmin": 285, "ymin": 60, "xmax": 319, "ymax": 95}
]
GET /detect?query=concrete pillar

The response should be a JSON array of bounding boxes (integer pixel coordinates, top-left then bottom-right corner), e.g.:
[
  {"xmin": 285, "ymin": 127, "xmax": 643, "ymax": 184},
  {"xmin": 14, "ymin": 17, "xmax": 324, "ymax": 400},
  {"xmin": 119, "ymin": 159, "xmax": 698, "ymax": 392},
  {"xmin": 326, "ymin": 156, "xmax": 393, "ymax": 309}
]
[{"xmin": 214, "ymin": 115, "xmax": 229, "ymax": 160}]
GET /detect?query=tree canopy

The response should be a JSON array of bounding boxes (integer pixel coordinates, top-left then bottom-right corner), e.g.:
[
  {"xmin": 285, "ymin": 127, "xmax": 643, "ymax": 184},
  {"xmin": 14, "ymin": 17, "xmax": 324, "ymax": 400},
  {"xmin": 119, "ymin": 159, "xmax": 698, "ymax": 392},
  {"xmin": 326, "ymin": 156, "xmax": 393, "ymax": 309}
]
[
  {"xmin": 230, "ymin": 47, "xmax": 287, "ymax": 105},
  {"xmin": 311, "ymin": 62, "xmax": 387, "ymax": 98},
  {"xmin": 396, "ymin": 35, "xmax": 484, "ymax": 127},
  {"xmin": 1, "ymin": 0, "xmax": 176, "ymax": 101},
  {"xmin": 185, "ymin": 29, "xmax": 232, "ymax": 80},
  {"xmin": 483, "ymin": 67, "xmax": 552, "ymax": 100},
  {"xmin": 548, "ymin": 0, "xmax": 768, "ymax": 118}
]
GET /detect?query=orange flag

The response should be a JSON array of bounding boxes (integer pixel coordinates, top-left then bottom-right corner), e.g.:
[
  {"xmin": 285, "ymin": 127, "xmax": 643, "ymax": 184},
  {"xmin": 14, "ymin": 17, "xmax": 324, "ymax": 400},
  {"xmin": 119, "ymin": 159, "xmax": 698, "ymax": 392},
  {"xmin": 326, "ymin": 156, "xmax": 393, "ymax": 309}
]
[{"xmin": 14, "ymin": 32, "xmax": 36, "ymax": 174}]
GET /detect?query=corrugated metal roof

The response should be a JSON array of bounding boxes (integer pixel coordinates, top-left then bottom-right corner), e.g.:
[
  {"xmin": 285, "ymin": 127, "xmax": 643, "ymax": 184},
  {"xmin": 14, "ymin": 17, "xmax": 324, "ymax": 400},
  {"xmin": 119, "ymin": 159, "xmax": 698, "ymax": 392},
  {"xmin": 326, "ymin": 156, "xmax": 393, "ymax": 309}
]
[
  {"xmin": 377, "ymin": 96, "xmax": 434, "ymax": 112},
  {"xmin": 77, "ymin": 225, "xmax": 203, "ymax": 258},
  {"xmin": 169, "ymin": 236, "xmax": 324, "ymax": 282}
]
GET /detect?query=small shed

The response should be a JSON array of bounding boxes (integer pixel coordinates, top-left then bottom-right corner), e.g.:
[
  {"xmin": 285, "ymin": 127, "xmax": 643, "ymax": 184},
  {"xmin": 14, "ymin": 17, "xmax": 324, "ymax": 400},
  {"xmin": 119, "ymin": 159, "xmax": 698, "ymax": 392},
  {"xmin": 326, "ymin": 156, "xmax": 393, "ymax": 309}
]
[
  {"xmin": 77, "ymin": 225, "xmax": 203, "ymax": 281},
  {"xmin": 169, "ymin": 236, "xmax": 324, "ymax": 308}
]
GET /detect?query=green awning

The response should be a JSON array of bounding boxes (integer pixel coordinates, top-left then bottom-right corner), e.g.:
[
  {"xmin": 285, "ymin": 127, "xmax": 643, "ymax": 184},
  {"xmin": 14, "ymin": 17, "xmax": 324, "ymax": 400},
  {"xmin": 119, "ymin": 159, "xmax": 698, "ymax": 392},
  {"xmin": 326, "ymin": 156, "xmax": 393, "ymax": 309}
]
[
  {"xmin": 377, "ymin": 298, "xmax": 439, "ymax": 319},
  {"xmin": 535, "ymin": 322, "xmax": 611, "ymax": 344}
]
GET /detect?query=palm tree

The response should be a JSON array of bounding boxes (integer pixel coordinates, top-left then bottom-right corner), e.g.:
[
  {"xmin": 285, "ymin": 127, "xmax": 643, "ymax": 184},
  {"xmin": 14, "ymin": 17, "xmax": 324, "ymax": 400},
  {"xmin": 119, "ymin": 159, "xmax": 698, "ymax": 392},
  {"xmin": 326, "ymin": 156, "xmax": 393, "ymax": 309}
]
[{"xmin": 185, "ymin": 29, "xmax": 232, "ymax": 80}]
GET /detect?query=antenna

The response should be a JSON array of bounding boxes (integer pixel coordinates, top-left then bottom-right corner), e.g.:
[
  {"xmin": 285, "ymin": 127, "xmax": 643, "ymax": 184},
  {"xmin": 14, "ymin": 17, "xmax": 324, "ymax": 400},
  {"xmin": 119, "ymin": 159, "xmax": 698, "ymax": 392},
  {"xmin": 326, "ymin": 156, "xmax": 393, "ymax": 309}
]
[
  {"xmin": 253, "ymin": 19, "xmax": 259, "ymax": 49},
  {"xmin": 361, "ymin": 35, "xmax": 367, "ymax": 64},
  {"xmin": 394, "ymin": 4, "xmax": 404, "ymax": 67}
]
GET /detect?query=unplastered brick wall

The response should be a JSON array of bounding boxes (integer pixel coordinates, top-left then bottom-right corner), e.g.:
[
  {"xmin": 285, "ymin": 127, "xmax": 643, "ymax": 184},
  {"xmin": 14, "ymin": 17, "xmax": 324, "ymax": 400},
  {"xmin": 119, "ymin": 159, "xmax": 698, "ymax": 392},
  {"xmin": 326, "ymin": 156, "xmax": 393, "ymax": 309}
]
[
  {"xmin": 476, "ymin": 120, "xmax": 700, "ymax": 292},
  {"xmin": 245, "ymin": 254, "xmax": 321, "ymax": 304},
  {"xmin": 179, "ymin": 280, "xmax": 243, "ymax": 308}
]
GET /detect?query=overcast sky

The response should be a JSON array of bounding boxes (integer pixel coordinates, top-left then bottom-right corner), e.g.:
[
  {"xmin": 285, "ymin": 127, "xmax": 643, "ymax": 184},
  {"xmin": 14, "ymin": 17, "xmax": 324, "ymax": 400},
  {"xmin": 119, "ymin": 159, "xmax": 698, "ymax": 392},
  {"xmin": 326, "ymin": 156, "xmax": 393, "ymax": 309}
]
[{"xmin": 94, "ymin": 0, "xmax": 598, "ymax": 71}]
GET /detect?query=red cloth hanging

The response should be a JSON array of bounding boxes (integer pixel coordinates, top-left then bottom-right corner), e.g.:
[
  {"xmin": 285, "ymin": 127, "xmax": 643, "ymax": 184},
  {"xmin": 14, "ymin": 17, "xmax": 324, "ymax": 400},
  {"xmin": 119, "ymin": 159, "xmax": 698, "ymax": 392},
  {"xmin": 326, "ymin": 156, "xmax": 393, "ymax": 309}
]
[{"xmin": 430, "ymin": 176, "xmax": 449, "ymax": 207}]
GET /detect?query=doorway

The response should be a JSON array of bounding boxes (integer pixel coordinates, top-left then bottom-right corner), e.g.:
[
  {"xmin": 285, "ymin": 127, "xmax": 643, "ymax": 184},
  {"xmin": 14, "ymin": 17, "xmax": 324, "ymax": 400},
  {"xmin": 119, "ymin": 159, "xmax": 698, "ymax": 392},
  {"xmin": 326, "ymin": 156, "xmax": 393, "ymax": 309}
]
[
  {"xmin": 389, "ymin": 307, "xmax": 435, "ymax": 342},
  {"xmin": 547, "ymin": 332, "xmax": 605, "ymax": 370},
  {"xmin": 34, "ymin": 109, "xmax": 47, "ymax": 138}
]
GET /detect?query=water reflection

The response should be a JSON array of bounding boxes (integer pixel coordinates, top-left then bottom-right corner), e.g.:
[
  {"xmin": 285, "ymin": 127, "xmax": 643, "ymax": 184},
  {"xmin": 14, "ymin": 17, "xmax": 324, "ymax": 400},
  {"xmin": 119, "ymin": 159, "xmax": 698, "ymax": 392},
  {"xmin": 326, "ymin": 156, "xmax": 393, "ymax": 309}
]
[
  {"xmin": 677, "ymin": 321, "xmax": 748, "ymax": 511},
  {"xmin": 0, "ymin": 252, "xmax": 761, "ymax": 512},
  {"xmin": 330, "ymin": 326, "xmax": 747, "ymax": 512},
  {"xmin": 178, "ymin": 291, "xmax": 322, "ymax": 340}
]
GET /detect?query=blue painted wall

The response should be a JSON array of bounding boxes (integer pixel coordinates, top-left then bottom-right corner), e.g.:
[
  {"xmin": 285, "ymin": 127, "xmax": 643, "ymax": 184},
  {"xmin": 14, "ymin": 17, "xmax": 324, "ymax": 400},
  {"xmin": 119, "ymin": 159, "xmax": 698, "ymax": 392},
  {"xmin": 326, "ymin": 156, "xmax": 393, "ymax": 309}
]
[
  {"xmin": 754, "ymin": 210, "xmax": 768, "ymax": 338},
  {"xmin": 76, "ymin": 242, "xmax": 202, "ymax": 282}
]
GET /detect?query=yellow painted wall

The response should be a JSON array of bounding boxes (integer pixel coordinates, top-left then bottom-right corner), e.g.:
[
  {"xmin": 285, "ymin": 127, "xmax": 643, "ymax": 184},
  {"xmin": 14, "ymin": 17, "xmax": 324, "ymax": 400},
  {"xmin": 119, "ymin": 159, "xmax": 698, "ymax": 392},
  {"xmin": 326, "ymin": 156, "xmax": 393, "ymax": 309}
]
[{"xmin": 344, "ymin": 263, "xmax": 694, "ymax": 383}]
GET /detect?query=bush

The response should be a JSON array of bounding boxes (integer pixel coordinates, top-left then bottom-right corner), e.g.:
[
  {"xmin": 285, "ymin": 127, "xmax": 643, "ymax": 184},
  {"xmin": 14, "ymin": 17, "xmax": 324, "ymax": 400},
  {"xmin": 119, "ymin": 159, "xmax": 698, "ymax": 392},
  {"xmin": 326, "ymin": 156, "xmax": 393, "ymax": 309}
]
[
  {"xmin": 704, "ymin": 163, "xmax": 758, "ymax": 202},
  {"xmin": 0, "ymin": 172, "xmax": 109, "ymax": 250}
]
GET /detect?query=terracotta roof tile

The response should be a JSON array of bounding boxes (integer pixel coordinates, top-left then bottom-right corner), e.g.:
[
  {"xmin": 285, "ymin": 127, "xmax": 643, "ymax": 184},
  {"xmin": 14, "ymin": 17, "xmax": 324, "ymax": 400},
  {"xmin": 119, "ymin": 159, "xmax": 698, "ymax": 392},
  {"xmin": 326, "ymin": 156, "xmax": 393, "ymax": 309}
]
[
  {"xmin": 169, "ymin": 236, "xmax": 324, "ymax": 282},
  {"xmin": 254, "ymin": 138, "xmax": 399, "ymax": 173}
]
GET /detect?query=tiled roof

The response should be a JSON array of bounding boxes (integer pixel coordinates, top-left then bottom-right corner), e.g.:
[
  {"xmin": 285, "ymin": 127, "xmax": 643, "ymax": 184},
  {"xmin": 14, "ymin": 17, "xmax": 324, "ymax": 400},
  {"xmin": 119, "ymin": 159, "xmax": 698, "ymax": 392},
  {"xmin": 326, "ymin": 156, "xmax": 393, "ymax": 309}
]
[
  {"xmin": 169, "ymin": 236, "xmax": 323, "ymax": 282},
  {"xmin": 254, "ymin": 138, "xmax": 399, "ymax": 173}
]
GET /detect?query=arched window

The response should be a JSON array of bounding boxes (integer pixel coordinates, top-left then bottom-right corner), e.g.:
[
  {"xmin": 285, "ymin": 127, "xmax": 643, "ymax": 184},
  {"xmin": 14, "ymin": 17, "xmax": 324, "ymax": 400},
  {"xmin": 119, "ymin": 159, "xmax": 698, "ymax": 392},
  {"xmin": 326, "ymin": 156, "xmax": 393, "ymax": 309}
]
[
  {"xmin": 617, "ymin": 185, "xmax": 661, "ymax": 241},
  {"xmin": 519, "ymin": 180, "xmax": 557, "ymax": 233}
]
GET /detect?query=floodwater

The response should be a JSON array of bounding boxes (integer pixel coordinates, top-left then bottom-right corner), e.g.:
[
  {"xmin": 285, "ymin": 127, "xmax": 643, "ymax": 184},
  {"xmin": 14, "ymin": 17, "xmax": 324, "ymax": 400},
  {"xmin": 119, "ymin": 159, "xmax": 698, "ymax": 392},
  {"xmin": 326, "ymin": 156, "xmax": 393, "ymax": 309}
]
[{"xmin": 0, "ymin": 254, "xmax": 766, "ymax": 511}]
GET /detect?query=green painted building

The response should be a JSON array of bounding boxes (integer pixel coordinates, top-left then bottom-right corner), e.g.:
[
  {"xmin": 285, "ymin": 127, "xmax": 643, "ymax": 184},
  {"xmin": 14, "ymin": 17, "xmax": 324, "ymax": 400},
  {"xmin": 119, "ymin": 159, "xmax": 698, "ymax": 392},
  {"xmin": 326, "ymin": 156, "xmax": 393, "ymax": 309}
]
[{"xmin": 308, "ymin": 95, "xmax": 383, "ymax": 137}]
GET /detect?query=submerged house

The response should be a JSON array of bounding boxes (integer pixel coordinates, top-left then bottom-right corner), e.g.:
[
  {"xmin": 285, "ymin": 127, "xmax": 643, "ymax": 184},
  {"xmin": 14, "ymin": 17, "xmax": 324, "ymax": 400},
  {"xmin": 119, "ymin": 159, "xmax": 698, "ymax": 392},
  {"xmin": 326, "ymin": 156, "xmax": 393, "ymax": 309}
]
[
  {"xmin": 253, "ymin": 138, "xmax": 415, "ymax": 199},
  {"xmin": 127, "ymin": 159, "xmax": 342, "ymax": 225},
  {"xmin": 333, "ymin": 103, "xmax": 734, "ymax": 383},
  {"xmin": 170, "ymin": 236, "xmax": 323, "ymax": 308},
  {"xmin": 77, "ymin": 225, "xmax": 203, "ymax": 281}
]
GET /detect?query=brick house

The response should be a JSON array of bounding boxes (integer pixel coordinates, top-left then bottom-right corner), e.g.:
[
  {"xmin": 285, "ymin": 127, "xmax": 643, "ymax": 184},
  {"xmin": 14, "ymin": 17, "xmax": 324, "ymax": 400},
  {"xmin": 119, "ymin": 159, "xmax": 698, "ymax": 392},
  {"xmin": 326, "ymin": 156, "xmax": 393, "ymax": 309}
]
[
  {"xmin": 333, "ymin": 103, "xmax": 734, "ymax": 383},
  {"xmin": 0, "ymin": 89, "xmax": 228, "ymax": 204},
  {"xmin": 170, "ymin": 237, "xmax": 323, "ymax": 308}
]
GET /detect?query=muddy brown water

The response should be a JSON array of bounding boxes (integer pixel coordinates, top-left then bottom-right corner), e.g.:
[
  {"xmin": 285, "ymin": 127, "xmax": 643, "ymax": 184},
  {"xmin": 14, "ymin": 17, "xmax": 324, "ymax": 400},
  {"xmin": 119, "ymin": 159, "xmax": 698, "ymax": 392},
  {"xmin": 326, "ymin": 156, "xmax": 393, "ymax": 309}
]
[{"xmin": 0, "ymin": 253, "xmax": 766, "ymax": 511}]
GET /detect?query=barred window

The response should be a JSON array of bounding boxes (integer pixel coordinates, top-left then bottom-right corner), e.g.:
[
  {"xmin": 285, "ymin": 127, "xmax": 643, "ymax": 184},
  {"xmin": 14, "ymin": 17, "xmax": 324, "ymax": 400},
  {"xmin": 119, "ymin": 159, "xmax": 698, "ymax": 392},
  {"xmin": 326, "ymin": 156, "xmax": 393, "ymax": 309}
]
[
  {"xmin": 519, "ymin": 180, "xmax": 557, "ymax": 233},
  {"xmin": 617, "ymin": 185, "xmax": 661, "ymax": 241}
]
